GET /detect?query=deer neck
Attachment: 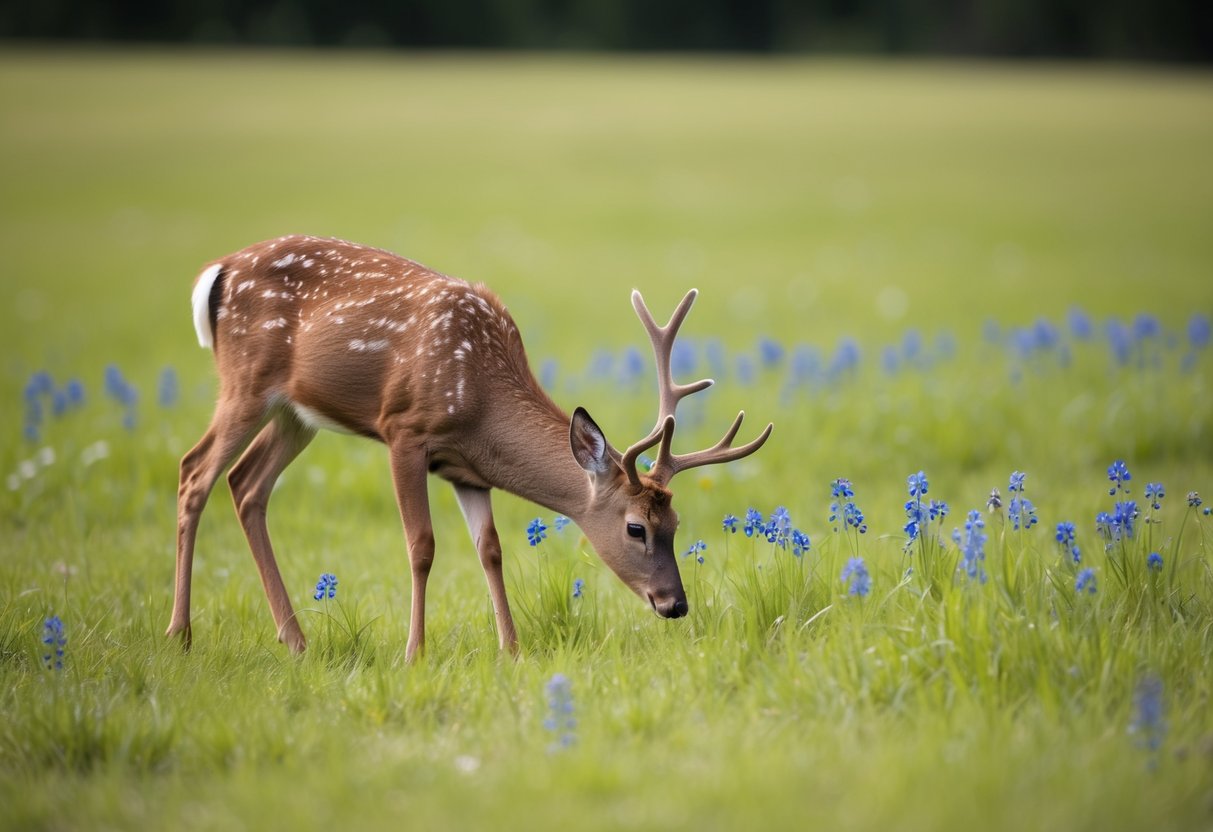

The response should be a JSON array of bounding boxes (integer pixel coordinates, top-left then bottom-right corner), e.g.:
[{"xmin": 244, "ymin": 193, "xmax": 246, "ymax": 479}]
[{"xmin": 474, "ymin": 391, "xmax": 592, "ymax": 521}]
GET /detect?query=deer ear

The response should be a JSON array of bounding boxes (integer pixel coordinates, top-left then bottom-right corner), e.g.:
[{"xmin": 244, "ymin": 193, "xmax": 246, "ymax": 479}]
[{"xmin": 570, "ymin": 407, "xmax": 611, "ymax": 474}]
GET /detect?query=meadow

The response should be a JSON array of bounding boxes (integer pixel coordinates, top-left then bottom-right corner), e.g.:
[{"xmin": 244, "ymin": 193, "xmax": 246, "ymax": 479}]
[{"xmin": 2, "ymin": 48, "xmax": 1212, "ymax": 830}]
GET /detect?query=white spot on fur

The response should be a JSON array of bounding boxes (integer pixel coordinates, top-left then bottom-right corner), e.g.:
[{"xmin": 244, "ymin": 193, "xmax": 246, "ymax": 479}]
[
  {"xmin": 271, "ymin": 253, "xmax": 296, "ymax": 268},
  {"xmin": 349, "ymin": 339, "xmax": 389, "ymax": 352},
  {"xmin": 262, "ymin": 317, "xmax": 287, "ymax": 330}
]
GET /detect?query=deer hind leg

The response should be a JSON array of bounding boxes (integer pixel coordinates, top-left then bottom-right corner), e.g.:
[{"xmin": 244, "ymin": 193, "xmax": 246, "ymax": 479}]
[
  {"xmin": 453, "ymin": 484, "xmax": 519, "ymax": 656},
  {"xmin": 227, "ymin": 411, "xmax": 316, "ymax": 654},
  {"xmin": 168, "ymin": 396, "xmax": 271, "ymax": 648},
  {"xmin": 386, "ymin": 440, "xmax": 434, "ymax": 663}
]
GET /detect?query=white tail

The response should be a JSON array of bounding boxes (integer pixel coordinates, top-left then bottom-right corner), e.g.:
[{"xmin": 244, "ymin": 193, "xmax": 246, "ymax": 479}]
[
  {"xmin": 191, "ymin": 264, "xmax": 222, "ymax": 349},
  {"xmin": 167, "ymin": 235, "xmax": 772, "ymax": 659}
]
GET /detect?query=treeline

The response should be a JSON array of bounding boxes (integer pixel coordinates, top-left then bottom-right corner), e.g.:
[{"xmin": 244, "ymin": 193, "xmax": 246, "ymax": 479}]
[{"xmin": 2, "ymin": 0, "xmax": 1210, "ymax": 61}]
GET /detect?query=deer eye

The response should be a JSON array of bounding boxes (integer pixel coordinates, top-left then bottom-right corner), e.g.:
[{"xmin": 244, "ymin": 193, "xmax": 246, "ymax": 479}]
[{"xmin": 626, "ymin": 523, "xmax": 646, "ymax": 541}]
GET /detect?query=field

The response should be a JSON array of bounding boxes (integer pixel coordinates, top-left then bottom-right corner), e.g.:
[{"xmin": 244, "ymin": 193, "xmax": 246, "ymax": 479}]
[{"xmin": 2, "ymin": 49, "xmax": 1213, "ymax": 830}]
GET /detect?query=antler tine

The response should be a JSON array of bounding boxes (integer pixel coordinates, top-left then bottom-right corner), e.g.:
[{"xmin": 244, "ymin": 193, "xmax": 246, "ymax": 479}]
[
  {"xmin": 650, "ymin": 411, "xmax": 774, "ymax": 487},
  {"xmin": 631, "ymin": 289, "xmax": 714, "ymax": 428},
  {"xmin": 621, "ymin": 289, "xmax": 714, "ymax": 489}
]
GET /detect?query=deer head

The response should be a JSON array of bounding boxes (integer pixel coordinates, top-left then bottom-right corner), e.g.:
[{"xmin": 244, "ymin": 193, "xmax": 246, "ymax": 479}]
[{"xmin": 567, "ymin": 289, "xmax": 773, "ymax": 618}]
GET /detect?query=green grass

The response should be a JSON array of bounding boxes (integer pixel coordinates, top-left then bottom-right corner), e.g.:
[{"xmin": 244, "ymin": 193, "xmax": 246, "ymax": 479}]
[{"xmin": 2, "ymin": 48, "xmax": 1213, "ymax": 830}]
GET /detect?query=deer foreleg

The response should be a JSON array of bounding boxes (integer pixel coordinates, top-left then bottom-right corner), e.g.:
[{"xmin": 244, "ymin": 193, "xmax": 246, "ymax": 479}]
[
  {"xmin": 453, "ymin": 484, "xmax": 519, "ymax": 656},
  {"xmin": 388, "ymin": 441, "xmax": 435, "ymax": 662}
]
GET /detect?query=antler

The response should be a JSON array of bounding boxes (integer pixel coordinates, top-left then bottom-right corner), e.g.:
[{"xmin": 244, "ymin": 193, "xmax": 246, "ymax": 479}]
[{"xmin": 620, "ymin": 289, "xmax": 773, "ymax": 488}]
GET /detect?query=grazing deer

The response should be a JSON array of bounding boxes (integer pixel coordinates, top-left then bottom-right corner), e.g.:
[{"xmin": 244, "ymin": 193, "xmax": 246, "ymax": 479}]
[{"xmin": 168, "ymin": 235, "xmax": 772, "ymax": 659}]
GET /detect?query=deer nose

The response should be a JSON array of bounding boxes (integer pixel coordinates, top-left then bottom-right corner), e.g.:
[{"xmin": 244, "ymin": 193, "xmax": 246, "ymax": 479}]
[{"xmin": 653, "ymin": 595, "xmax": 689, "ymax": 619}]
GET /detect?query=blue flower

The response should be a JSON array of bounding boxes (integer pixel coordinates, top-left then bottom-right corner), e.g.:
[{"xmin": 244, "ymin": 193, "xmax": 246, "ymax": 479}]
[
  {"xmin": 829, "ymin": 478, "xmax": 867, "ymax": 534},
  {"xmin": 553, "ymin": 515, "xmax": 570, "ymax": 533},
  {"xmin": 1068, "ymin": 307, "xmax": 1093, "ymax": 340},
  {"xmin": 158, "ymin": 367, "xmax": 179, "ymax": 408},
  {"xmin": 1188, "ymin": 491, "xmax": 1203, "ymax": 508},
  {"xmin": 722, "ymin": 514, "xmax": 738, "ymax": 534},
  {"xmin": 907, "ymin": 471, "xmax": 929, "ymax": 499},
  {"xmin": 683, "ymin": 539, "xmax": 707, "ymax": 563},
  {"xmin": 840, "ymin": 557, "xmax": 871, "ymax": 597},
  {"xmin": 1075, "ymin": 568, "xmax": 1097, "ymax": 594},
  {"xmin": 1144, "ymin": 482, "xmax": 1165, "ymax": 511},
  {"xmin": 1189, "ymin": 313, "xmax": 1211, "ymax": 350},
  {"xmin": 757, "ymin": 337, "xmax": 785, "ymax": 368},
  {"xmin": 543, "ymin": 673, "xmax": 577, "ymax": 750},
  {"xmin": 1009, "ymin": 496, "xmax": 1037, "ymax": 531},
  {"xmin": 766, "ymin": 506, "xmax": 791, "ymax": 546},
  {"xmin": 313, "ymin": 572, "xmax": 338, "ymax": 601},
  {"xmin": 572, "ymin": 578, "xmax": 585, "ymax": 598},
  {"xmin": 526, "ymin": 518, "xmax": 548, "ymax": 547},
  {"xmin": 1008, "ymin": 471, "xmax": 1026, "ymax": 494},
  {"xmin": 64, "ymin": 378, "xmax": 85, "ymax": 407},
  {"xmin": 42, "ymin": 615, "xmax": 66, "ymax": 670},
  {"xmin": 1129, "ymin": 675, "xmax": 1166, "ymax": 752},
  {"xmin": 1107, "ymin": 459, "xmax": 1132, "ymax": 495},
  {"xmin": 743, "ymin": 508, "xmax": 763, "ymax": 538},
  {"xmin": 1112, "ymin": 501, "xmax": 1139, "ymax": 540},
  {"xmin": 1055, "ymin": 521, "xmax": 1080, "ymax": 563},
  {"xmin": 791, "ymin": 529, "xmax": 810, "ymax": 557},
  {"xmin": 1147, "ymin": 552, "xmax": 1163, "ymax": 572},
  {"xmin": 952, "ymin": 509, "xmax": 988, "ymax": 583},
  {"xmin": 928, "ymin": 499, "xmax": 949, "ymax": 521}
]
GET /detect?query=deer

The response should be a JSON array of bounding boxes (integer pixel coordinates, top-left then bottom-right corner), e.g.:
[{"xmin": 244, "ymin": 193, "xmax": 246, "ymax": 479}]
[{"xmin": 167, "ymin": 235, "xmax": 772, "ymax": 660}]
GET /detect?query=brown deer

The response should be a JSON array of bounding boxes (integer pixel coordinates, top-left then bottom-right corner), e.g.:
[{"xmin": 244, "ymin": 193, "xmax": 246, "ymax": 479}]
[{"xmin": 168, "ymin": 235, "xmax": 771, "ymax": 660}]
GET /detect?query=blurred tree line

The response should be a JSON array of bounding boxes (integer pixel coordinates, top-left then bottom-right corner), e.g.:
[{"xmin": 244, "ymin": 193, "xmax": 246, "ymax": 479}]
[{"xmin": 2, "ymin": 0, "xmax": 1210, "ymax": 61}]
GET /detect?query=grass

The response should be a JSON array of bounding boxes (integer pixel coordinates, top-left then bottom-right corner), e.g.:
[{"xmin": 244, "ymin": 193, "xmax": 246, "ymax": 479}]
[{"xmin": 2, "ymin": 48, "xmax": 1213, "ymax": 830}]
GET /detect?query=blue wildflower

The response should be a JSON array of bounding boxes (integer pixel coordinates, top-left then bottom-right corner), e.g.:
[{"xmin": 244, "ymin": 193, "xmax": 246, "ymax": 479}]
[
  {"xmin": 1068, "ymin": 307, "xmax": 1093, "ymax": 340},
  {"xmin": 722, "ymin": 514, "xmax": 738, "ymax": 534},
  {"xmin": 763, "ymin": 511, "xmax": 790, "ymax": 548},
  {"xmin": 526, "ymin": 518, "xmax": 548, "ymax": 547},
  {"xmin": 928, "ymin": 499, "xmax": 949, "ymax": 521},
  {"xmin": 158, "ymin": 367, "xmax": 179, "ymax": 408},
  {"xmin": 1129, "ymin": 675, "xmax": 1166, "ymax": 753},
  {"xmin": 1075, "ymin": 568, "xmax": 1097, "ymax": 594},
  {"xmin": 1189, "ymin": 313, "xmax": 1211, "ymax": 350},
  {"xmin": 572, "ymin": 578, "xmax": 585, "ymax": 598},
  {"xmin": 1055, "ymin": 521, "xmax": 1080, "ymax": 563},
  {"xmin": 743, "ymin": 508, "xmax": 763, "ymax": 538},
  {"xmin": 907, "ymin": 471, "xmax": 929, "ymax": 498},
  {"xmin": 1144, "ymin": 482, "xmax": 1165, "ymax": 511},
  {"xmin": 619, "ymin": 347, "xmax": 645, "ymax": 385},
  {"xmin": 313, "ymin": 572, "xmax": 337, "ymax": 601},
  {"xmin": 683, "ymin": 539, "xmax": 707, "ymax": 564},
  {"xmin": 1009, "ymin": 495, "xmax": 1037, "ymax": 531},
  {"xmin": 64, "ymin": 378, "xmax": 85, "ymax": 407},
  {"xmin": 1008, "ymin": 471, "xmax": 1026, "ymax": 494},
  {"xmin": 1107, "ymin": 459, "xmax": 1132, "ymax": 495},
  {"xmin": 1147, "ymin": 552, "xmax": 1163, "ymax": 572},
  {"xmin": 543, "ymin": 673, "xmax": 577, "ymax": 750},
  {"xmin": 840, "ymin": 557, "xmax": 871, "ymax": 597},
  {"xmin": 1113, "ymin": 501, "xmax": 1138, "ymax": 540},
  {"xmin": 791, "ymin": 529, "xmax": 810, "ymax": 557},
  {"xmin": 553, "ymin": 515, "xmax": 571, "ymax": 533},
  {"xmin": 952, "ymin": 509, "xmax": 987, "ymax": 583},
  {"xmin": 757, "ymin": 337, "xmax": 784, "ymax": 368},
  {"xmin": 831, "ymin": 478, "xmax": 854, "ymax": 500},
  {"xmin": 1132, "ymin": 313, "xmax": 1160, "ymax": 341},
  {"xmin": 638, "ymin": 454, "xmax": 654, "ymax": 472},
  {"xmin": 42, "ymin": 615, "xmax": 66, "ymax": 670}
]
